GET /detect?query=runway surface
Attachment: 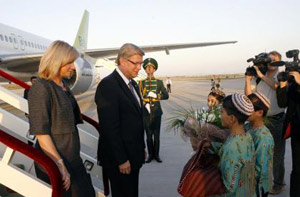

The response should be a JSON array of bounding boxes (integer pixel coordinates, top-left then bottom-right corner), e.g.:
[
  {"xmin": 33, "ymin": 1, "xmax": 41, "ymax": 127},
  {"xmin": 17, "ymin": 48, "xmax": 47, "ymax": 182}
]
[{"xmin": 0, "ymin": 78, "xmax": 291, "ymax": 196}]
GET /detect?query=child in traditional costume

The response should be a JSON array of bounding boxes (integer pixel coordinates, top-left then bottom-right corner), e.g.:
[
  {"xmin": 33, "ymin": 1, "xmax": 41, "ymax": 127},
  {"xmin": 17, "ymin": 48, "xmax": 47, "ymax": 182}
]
[
  {"xmin": 207, "ymin": 89, "xmax": 225, "ymax": 110},
  {"xmin": 246, "ymin": 92, "xmax": 274, "ymax": 197},
  {"xmin": 211, "ymin": 93, "xmax": 256, "ymax": 196}
]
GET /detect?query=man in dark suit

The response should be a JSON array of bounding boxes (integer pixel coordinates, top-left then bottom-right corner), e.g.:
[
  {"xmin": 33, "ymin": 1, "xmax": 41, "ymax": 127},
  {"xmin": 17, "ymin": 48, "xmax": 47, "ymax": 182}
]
[{"xmin": 95, "ymin": 43, "xmax": 145, "ymax": 197}]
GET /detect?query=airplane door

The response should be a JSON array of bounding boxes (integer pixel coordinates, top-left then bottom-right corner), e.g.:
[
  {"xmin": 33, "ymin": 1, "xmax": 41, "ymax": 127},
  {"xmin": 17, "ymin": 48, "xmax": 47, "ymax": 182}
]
[
  {"xmin": 11, "ymin": 33, "xmax": 19, "ymax": 49},
  {"xmin": 18, "ymin": 36, "xmax": 25, "ymax": 50}
]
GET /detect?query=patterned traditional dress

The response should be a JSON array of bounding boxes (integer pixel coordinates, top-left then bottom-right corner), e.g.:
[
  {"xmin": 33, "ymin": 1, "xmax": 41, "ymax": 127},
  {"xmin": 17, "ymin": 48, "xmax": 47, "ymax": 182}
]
[
  {"xmin": 245, "ymin": 123, "xmax": 274, "ymax": 195},
  {"xmin": 212, "ymin": 132, "xmax": 255, "ymax": 197}
]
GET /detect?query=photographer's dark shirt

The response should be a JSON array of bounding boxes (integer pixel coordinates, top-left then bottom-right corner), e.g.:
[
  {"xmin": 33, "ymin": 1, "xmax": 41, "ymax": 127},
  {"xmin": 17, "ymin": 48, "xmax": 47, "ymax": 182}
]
[
  {"xmin": 277, "ymin": 83, "xmax": 300, "ymax": 132},
  {"xmin": 292, "ymin": 85, "xmax": 300, "ymax": 123}
]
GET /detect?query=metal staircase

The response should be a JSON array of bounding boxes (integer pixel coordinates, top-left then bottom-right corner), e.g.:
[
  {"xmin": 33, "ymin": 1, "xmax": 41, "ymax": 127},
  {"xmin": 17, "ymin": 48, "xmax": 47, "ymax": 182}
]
[{"xmin": 0, "ymin": 69, "xmax": 106, "ymax": 196}]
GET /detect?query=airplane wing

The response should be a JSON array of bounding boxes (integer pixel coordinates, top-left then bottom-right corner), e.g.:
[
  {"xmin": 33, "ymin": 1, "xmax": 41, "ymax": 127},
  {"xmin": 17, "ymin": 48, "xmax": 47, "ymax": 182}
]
[
  {"xmin": 0, "ymin": 53, "xmax": 43, "ymax": 72},
  {"xmin": 0, "ymin": 41, "xmax": 237, "ymax": 74},
  {"xmin": 83, "ymin": 41, "xmax": 237, "ymax": 58}
]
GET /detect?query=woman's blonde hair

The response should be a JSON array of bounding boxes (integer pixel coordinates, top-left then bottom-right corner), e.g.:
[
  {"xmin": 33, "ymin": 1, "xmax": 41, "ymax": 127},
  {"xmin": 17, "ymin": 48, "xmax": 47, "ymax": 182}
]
[{"xmin": 38, "ymin": 40, "xmax": 79, "ymax": 80}]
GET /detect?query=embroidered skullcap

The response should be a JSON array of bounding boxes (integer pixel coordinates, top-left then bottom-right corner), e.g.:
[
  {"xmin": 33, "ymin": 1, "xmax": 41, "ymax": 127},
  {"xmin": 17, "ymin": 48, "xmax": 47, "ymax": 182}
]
[
  {"xmin": 253, "ymin": 91, "xmax": 271, "ymax": 109},
  {"xmin": 231, "ymin": 93, "xmax": 254, "ymax": 116}
]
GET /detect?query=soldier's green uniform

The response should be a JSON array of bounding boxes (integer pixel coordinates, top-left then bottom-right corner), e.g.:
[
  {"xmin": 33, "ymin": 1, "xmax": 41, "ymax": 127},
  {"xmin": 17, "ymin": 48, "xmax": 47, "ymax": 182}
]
[{"xmin": 139, "ymin": 58, "xmax": 169, "ymax": 163}]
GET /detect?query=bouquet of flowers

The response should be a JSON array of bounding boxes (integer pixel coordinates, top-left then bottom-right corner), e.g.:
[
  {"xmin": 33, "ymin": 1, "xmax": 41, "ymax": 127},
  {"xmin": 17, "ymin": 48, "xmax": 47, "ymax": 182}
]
[{"xmin": 168, "ymin": 106, "xmax": 228, "ymax": 151}]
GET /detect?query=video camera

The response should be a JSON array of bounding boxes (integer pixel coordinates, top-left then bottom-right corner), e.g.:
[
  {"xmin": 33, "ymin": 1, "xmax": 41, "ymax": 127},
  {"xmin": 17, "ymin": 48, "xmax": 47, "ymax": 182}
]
[
  {"xmin": 245, "ymin": 53, "xmax": 271, "ymax": 77},
  {"xmin": 277, "ymin": 49, "xmax": 300, "ymax": 82}
]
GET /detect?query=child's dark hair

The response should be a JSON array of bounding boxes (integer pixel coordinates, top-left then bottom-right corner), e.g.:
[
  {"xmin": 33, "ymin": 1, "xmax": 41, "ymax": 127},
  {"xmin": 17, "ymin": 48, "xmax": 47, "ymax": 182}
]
[
  {"xmin": 208, "ymin": 91, "xmax": 225, "ymax": 103},
  {"xmin": 222, "ymin": 95, "xmax": 250, "ymax": 124},
  {"xmin": 248, "ymin": 93, "xmax": 269, "ymax": 117}
]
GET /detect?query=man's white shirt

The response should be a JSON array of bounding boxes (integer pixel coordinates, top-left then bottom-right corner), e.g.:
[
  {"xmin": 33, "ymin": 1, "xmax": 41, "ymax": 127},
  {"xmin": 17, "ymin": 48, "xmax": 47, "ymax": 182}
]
[{"xmin": 116, "ymin": 67, "xmax": 141, "ymax": 105}]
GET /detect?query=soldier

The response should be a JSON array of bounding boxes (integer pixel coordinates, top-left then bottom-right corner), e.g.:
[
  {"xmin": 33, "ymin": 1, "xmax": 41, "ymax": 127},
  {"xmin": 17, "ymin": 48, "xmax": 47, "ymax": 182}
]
[{"xmin": 139, "ymin": 58, "xmax": 169, "ymax": 163}]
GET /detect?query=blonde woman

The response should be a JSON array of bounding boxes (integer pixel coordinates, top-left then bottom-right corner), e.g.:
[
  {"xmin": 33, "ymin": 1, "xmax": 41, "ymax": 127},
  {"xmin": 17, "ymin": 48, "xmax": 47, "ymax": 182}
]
[{"xmin": 28, "ymin": 40, "xmax": 95, "ymax": 196}]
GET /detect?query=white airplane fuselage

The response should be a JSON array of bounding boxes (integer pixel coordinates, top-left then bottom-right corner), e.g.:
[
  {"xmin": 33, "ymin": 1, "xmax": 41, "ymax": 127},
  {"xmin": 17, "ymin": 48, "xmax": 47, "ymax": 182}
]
[
  {"xmin": 0, "ymin": 22, "xmax": 103, "ymax": 90},
  {"xmin": 0, "ymin": 23, "xmax": 51, "ymax": 55}
]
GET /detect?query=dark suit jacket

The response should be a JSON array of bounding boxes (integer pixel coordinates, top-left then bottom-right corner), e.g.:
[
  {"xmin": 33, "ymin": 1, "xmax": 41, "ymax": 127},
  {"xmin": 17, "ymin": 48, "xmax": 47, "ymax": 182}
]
[
  {"xmin": 95, "ymin": 70, "xmax": 145, "ymax": 170},
  {"xmin": 277, "ymin": 83, "xmax": 300, "ymax": 135}
]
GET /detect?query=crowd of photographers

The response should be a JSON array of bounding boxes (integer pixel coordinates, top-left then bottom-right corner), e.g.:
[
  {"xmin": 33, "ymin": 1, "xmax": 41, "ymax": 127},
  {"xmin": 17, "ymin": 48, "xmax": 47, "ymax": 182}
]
[{"xmin": 244, "ymin": 50, "xmax": 300, "ymax": 196}]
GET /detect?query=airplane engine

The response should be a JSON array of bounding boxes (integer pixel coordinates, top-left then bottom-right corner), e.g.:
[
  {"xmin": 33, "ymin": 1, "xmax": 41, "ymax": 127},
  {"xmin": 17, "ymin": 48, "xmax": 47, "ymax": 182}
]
[{"xmin": 64, "ymin": 58, "xmax": 99, "ymax": 95}]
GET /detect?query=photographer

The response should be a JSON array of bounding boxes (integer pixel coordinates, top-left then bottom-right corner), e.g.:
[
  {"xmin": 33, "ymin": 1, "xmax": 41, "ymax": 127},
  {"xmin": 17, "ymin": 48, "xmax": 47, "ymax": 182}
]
[
  {"xmin": 245, "ymin": 51, "xmax": 286, "ymax": 194},
  {"xmin": 277, "ymin": 60, "xmax": 300, "ymax": 197}
]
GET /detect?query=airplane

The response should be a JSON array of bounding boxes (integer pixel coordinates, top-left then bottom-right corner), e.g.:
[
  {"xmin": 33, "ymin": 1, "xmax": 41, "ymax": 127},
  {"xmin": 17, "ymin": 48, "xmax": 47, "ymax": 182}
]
[{"xmin": 0, "ymin": 10, "xmax": 237, "ymax": 95}]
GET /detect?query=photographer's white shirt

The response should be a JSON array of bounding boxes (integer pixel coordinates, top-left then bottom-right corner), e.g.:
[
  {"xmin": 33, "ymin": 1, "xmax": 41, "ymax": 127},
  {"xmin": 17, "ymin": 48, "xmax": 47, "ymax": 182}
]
[{"xmin": 251, "ymin": 70, "xmax": 285, "ymax": 116}]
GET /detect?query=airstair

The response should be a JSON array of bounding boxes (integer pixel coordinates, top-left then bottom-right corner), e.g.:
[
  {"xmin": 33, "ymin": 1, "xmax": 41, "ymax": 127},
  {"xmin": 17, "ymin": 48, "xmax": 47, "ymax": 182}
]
[{"xmin": 0, "ymin": 70, "xmax": 108, "ymax": 197}]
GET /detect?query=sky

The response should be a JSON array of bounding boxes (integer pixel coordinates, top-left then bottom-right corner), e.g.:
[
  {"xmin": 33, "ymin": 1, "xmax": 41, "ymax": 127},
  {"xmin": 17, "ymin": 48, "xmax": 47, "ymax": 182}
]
[{"xmin": 1, "ymin": 0, "xmax": 300, "ymax": 76}]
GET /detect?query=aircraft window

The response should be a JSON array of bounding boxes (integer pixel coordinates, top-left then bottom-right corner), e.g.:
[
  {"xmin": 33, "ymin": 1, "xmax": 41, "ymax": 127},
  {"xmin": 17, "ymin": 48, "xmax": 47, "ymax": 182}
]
[
  {"xmin": 31, "ymin": 42, "xmax": 34, "ymax": 47},
  {"xmin": 34, "ymin": 43, "xmax": 37, "ymax": 48},
  {"xmin": 13, "ymin": 38, "xmax": 17, "ymax": 43},
  {"xmin": 5, "ymin": 35, "xmax": 8, "ymax": 42},
  {"xmin": 9, "ymin": 37, "xmax": 12, "ymax": 43},
  {"xmin": 24, "ymin": 41, "xmax": 27, "ymax": 46},
  {"xmin": 0, "ymin": 34, "xmax": 3, "ymax": 41},
  {"xmin": 20, "ymin": 40, "xmax": 24, "ymax": 45}
]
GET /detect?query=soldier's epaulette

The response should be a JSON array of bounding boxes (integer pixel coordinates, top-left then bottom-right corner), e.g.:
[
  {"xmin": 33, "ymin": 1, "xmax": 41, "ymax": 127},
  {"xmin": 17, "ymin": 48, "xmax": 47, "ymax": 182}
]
[{"xmin": 140, "ymin": 78, "xmax": 147, "ymax": 81}]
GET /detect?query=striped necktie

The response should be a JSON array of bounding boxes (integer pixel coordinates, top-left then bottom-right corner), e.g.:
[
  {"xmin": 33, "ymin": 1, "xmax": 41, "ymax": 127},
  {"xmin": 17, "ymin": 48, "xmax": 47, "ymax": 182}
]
[{"xmin": 128, "ymin": 80, "xmax": 141, "ymax": 107}]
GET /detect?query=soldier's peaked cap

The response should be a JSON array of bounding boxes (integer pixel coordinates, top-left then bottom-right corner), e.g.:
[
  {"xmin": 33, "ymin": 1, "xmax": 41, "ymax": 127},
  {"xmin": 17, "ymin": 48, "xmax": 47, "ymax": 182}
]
[{"xmin": 143, "ymin": 58, "xmax": 158, "ymax": 70}]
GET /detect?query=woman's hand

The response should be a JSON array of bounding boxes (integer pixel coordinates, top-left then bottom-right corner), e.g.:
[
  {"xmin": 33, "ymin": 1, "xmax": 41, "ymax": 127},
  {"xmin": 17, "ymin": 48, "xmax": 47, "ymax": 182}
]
[
  {"xmin": 56, "ymin": 159, "xmax": 71, "ymax": 190},
  {"xmin": 36, "ymin": 135, "xmax": 71, "ymax": 190}
]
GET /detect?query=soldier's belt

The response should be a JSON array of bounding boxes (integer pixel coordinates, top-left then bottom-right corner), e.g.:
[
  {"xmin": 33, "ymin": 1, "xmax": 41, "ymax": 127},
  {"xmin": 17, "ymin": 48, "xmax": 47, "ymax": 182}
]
[{"xmin": 143, "ymin": 98, "xmax": 160, "ymax": 102}]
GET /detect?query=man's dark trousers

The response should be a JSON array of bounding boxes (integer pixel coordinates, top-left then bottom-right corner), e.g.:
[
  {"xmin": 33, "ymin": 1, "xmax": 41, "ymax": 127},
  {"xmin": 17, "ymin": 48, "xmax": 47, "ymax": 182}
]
[
  {"xmin": 266, "ymin": 114, "xmax": 286, "ymax": 187},
  {"xmin": 290, "ymin": 123, "xmax": 300, "ymax": 197},
  {"xmin": 144, "ymin": 114, "xmax": 162, "ymax": 159},
  {"xmin": 105, "ymin": 167, "xmax": 140, "ymax": 197}
]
